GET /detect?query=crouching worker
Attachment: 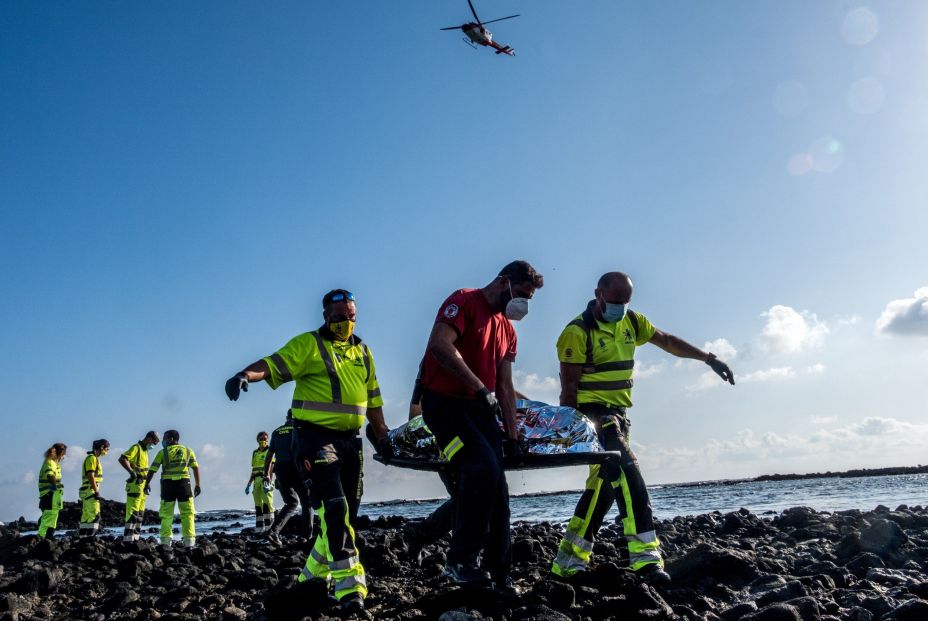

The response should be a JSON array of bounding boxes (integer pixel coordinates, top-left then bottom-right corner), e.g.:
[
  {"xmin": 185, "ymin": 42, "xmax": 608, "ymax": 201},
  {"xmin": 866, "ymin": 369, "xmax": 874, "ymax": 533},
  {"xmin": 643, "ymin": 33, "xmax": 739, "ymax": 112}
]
[
  {"xmin": 38, "ymin": 443, "xmax": 67, "ymax": 539},
  {"xmin": 118, "ymin": 431, "xmax": 160, "ymax": 542},
  {"xmin": 145, "ymin": 430, "xmax": 200, "ymax": 547},
  {"xmin": 246, "ymin": 431, "xmax": 275, "ymax": 534},
  {"xmin": 79, "ymin": 439, "xmax": 110, "ymax": 537}
]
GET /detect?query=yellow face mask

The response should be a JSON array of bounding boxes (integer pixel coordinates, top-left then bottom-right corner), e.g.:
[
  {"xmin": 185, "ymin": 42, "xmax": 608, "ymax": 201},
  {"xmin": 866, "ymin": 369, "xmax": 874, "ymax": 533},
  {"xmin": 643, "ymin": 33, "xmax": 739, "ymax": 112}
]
[
  {"xmin": 329, "ymin": 319, "xmax": 355, "ymax": 341},
  {"xmin": 259, "ymin": 440, "xmax": 268, "ymax": 448}
]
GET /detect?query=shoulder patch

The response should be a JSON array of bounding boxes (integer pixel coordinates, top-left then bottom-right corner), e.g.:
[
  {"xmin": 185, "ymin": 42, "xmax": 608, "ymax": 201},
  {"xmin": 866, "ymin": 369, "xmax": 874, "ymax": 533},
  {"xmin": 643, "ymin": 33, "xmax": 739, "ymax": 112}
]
[
  {"xmin": 443, "ymin": 304, "xmax": 459, "ymax": 319},
  {"xmin": 565, "ymin": 347, "xmax": 573, "ymax": 358}
]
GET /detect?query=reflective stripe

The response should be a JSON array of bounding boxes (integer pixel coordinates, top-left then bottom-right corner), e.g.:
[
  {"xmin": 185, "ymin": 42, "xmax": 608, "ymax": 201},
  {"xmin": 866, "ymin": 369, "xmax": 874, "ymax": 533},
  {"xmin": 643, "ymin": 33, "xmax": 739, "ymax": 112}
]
[
  {"xmin": 310, "ymin": 547, "xmax": 328, "ymax": 564},
  {"xmin": 291, "ymin": 400, "xmax": 367, "ymax": 416},
  {"xmin": 313, "ymin": 332, "xmax": 342, "ymax": 403},
  {"xmin": 330, "ymin": 555, "xmax": 360, "ymax": 571},
  {"xmin": 578, "ymin": 379, "xmax": 634, "ymax": 391},
  {"xmin": 629, "ymin": 530, "xmax": 660, "ymax": 545},
  {"xmin": 563, "ymin": 530, "xmax": 593, "ymax": 552},
  {"xmin": 300, "ymin": 566, "xmax": 316, "ymax": 581},
  {"xmin": 334, "ymin": 574, "xmax": 367, "ymax": 592},
  {"xmin": 367, "ymin": 388, "xmax": 381, "ymax": 399},
  {"xmin": 269, "ymin": 353, "xmax": 293, "ymax": 383},
  {"xmin": 552, "ymin": 549, "xmax": 587, "ymax": 576},
  {"xmin": 442, "ymin": 436, "xmax": 464, "ymax": 461},
  {"xmin": 593, "ymin": 360, "xmax": 635, "ymax": 372}
]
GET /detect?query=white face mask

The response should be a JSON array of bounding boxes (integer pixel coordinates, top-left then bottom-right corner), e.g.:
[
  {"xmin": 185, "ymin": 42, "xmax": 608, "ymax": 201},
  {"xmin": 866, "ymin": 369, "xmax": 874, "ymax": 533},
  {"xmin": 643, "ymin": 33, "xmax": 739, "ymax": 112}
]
[{"xmin": 505, "ymin": 282, "xmax": 529, "ymax": 321}]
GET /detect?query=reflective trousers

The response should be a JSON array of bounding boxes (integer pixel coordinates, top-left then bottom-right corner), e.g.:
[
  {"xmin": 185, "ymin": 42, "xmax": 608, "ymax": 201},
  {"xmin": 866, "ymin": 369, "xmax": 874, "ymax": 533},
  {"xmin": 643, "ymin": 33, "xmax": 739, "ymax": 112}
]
[
  {"xmin": 421, "ymin": 389, "xmax": 511, "ymax": 583},
  {"xmin": 38, "ymin": 489, "xmax": 63, "ymax": 539},
  {"xmin": 295, "ymin": 423, "xmax": 367, "ymax": 601},
  {"xmin": 269, "ymin": 462, "xmax": 313, "ymax": 538},
  {"xmin": 552, "ymin": 409, "xmax": 662, "ymax": 576},
  {"xmin": 124, "ymin": 479, "xmax": 147, "ymax": 542},
  {"xmin": 78, "ymin": 488, "xmax": 101, "ymax": 537},
  {"xmin": 252, "ymin": 475, "xmax": 276, "ymax": 533},
  {"xmin": 159, "ymin": 479, "xmax": 196, "ymax": 545}
]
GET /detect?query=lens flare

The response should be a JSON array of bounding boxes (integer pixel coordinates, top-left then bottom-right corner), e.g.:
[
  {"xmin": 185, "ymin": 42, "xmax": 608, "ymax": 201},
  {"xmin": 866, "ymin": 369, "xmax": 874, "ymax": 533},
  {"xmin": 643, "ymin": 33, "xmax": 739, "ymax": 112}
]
[
  {"xmin": 842, "ymin": 8, "xmax": 879, "ymax": 46},
  {"xmin": 787, "ymin": 154, "xmax": 813, "ymax": 176},
  {"xmin": 848, "ymin": 77, "xmax": 885, "ymax": 114},
  {"xmin": 809, "ymin": 136, "xmax": 844, "ymax": 173}
]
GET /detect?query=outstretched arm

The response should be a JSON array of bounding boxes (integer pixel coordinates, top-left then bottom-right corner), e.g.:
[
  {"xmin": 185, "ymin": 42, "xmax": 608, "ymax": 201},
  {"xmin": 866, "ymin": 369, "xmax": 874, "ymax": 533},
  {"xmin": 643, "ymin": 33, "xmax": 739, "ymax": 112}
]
[{"xmin": 649, "ymin": 328, "xmax": 735, "ymax": 384}]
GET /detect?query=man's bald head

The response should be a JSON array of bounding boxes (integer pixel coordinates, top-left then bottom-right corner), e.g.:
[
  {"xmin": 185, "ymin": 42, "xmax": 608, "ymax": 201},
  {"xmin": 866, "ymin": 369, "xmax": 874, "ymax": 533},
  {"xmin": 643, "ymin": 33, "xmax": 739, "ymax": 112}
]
[{"xmin": 596, "ymin": 272, "xmax": 633, "ymax": 303}]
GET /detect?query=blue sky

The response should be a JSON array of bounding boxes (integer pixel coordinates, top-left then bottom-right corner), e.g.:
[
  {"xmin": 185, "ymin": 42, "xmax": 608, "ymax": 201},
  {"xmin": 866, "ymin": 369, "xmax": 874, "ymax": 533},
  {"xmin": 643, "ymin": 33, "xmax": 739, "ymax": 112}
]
[{"xmin": 2, "ymin": 1, "xmax": 927, "ymax": 522}]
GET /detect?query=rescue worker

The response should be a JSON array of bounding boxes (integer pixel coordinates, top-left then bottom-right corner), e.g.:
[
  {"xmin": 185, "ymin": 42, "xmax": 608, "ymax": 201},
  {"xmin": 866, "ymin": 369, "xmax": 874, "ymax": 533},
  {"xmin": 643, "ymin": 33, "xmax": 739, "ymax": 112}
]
[
  {"xmin": 38, "ymin": 443, "xmax": 67, "ymax": 539},
  {"xmin": 118, "ymin": 431, "xmax": 160, "ymax": 542},
  {"xmin": 265, "ymin": 410, "xmax": 313, "ymax": 545},
  {"xmin": 79, "ymin": 439, "xmax": 110, "ymax": 537},
  {"xmin": 246, "ymin": 431, "xmax": 275, "ymax": 534},
  {"xmin": 144, "ymin": 429, "xmax": 201, "ymax": 547},
  {"xmin": 551, "ymin": 271, "xmax": 735, "ymax": 585},
  {"xmin": 224, "ymin": 288, "xmax": 390, "ymax": 614},
  {"xmin": 418, "ymin": 260, "xmax": 543, "ymax": 589}
]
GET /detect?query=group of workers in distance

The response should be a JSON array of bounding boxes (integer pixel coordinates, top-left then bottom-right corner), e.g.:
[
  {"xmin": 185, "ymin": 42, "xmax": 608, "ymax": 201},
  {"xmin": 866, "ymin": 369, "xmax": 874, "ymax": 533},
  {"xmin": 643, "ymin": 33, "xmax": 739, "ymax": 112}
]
[
  {"xmin": 221, "ymin": 260, "xmax": 736, "ymax": 613},
  {"xmin": 37, "ymin": 430, "xmax": 201, "ymax": 546}
]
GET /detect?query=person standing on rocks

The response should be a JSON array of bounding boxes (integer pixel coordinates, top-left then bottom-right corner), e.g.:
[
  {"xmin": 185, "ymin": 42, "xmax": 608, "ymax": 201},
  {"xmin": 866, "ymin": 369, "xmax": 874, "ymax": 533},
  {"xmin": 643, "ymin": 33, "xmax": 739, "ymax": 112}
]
[
  {"xmin": 145, "ymin": 430, "xmax": 201, "ymax": 547},
  {"xmin": 264, "ymin": 410, "xmax": 313, "ymax": 545},
  {"xmin": 246, "ymin": 430, "xmax": 276, "ymax": 535},
  {"xmin": 224, "ymin": 288, "xmax": 390, "ymax": 614},
  {"xmin": 417, "ymin": 260, "xmax": 543, "ymax": 589},
  {"xmin": 37, "ymin": 443, "xmax": 67, "ymax": 539},
  {"xmin": 551, "ymin": 271, "xmax": 735, "ymax": 585},
  {"xmin": 78, "ymin": 439, "xmax": 110, "ymax": 537},
  {"xmin": 118, "ymin": 431, "xmax": 160, "ymax": 542}
]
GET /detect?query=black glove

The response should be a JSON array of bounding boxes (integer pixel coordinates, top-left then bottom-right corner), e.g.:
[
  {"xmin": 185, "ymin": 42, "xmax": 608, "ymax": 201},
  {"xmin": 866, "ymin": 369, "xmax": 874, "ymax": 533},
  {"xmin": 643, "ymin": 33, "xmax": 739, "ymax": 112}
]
[
  {"xmin": 706, "ymin": 354, "xmax": 735, "ymax": 385},
  {"xmin": 502, "ymin": 438, "xmax": 523, "ymax": 459},
  {"xmin": 475, "ymin": 387, "xmax": 502, "ymax": 418},
  {"xmin": 377, "ymin": 438, "xmax": 393, "ymax": 464},
  {"xmin": 126, "ymin": 474, "xmax": 135, "ymax": 484},
  {"xmin": 144, "ymin": 484, "xmax": 151, "ymax": 495},
  {"xmin": 225, "ymin": 372, "xmax": 249, "ymax": 401},
  {"xmin": 194, "ymin": 485, "xmax": 201, "ymax": 497},
  {"xmin": 136, "ymin": 473, "xmax": 146, "ymax": 484}
]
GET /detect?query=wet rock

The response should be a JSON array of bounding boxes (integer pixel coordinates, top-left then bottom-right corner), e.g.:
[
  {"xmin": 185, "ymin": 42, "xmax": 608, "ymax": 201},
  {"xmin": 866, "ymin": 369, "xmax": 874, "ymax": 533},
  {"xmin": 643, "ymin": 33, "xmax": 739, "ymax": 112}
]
[
  {"xmin": 742, "ymin": 602, "xmax": 801, "ymax": 621},
  {"xmin": 846, "ymin": 553, "xmax": 886, "ymax": 577},
  {"xmin": 221, "ymin": 605, "xmax": 247, "ymax": 620},
  {"xmin": 860, "ymin": 519, "xmax": 908, "ymax": 557},
  {"xmin": 666, "ymin": 543, "xmax": 757, "ymax": 585},
  {"xmin": 438, "ymin": 610, "xmax": 482, "ymax": 621}
]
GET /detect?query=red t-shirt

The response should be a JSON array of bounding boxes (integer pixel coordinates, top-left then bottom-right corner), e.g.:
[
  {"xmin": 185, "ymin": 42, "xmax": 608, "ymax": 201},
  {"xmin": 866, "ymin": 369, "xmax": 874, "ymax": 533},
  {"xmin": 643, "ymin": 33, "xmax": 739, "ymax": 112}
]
[{"xmin": 421, "ymin": 289, "xmax": 517, "ymax": 399}]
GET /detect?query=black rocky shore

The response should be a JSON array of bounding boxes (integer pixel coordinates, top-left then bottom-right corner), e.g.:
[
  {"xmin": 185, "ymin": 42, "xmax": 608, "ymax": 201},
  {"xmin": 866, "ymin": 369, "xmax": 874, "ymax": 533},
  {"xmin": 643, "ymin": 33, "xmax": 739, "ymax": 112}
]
[{"xmin": 3, "ymin": 501, "xmax": 928, "ymax": 621}]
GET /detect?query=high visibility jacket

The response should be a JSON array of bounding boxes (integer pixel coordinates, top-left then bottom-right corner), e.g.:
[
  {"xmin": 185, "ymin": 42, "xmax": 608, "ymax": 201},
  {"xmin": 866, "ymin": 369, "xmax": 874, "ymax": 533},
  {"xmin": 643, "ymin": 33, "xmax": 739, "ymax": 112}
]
[
  {"xmin": 38, "ymin": 459, "xmax": 61, "ymax": 496},
  {"xmin": 556, "ymin": 301, "xmax": 656, "ymax": 408},
  {"xmin": 80, "ymin": 453, "xmax": 103, "ymax": 491},
  {"xmin": 252, "ymin": 447, "xmax": 273, "ymax": 477},
  {"xmin": 150, "ymin": 445, "xmax": 198, "ymax": 480},
  {"xmin": 264, "ymin": 327, "xmax": 384, "ymax": 431},
  {"xmin": 121, "ymin": 442, "xmax": 151, "ymax": 478}
]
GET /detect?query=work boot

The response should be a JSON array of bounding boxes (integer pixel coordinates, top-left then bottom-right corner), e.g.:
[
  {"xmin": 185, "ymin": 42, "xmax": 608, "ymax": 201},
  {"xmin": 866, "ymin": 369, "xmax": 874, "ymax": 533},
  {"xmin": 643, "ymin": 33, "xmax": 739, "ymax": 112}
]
[
  {"xmin": 267, "ymin": 531, "xmax": 282, "ymax": 546},
  {"xmin": 636, "ymin": 563, "xmax": 671, "ymax": 586},
  {"xmin": 339, "ymin": 592, "xmax": 365, "ymax": 614},
  {"xmin": 492, "ymin": 576, "xmax": 521, "ymax": 597},
  {"xmin": 442, "ymin": 563, "xmax": 492, "ymax": 586},
  {"xmin": 400, "ymin": 523, "xmax": 425, "ymax": 560}
]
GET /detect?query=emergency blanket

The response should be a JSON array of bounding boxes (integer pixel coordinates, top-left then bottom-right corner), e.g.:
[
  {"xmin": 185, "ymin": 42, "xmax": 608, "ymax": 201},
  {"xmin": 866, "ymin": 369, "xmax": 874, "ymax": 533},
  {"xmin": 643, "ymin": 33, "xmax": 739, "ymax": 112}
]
[{"xmin": 375, "ymin": 399, "xmax": 620, "ymax": 472}]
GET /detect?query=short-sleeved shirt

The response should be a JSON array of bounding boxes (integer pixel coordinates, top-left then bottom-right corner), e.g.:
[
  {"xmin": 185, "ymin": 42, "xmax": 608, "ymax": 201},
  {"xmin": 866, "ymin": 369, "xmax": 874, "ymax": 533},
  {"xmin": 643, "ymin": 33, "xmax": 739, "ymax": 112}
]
[
  {"xmin": 557, "ymin": 303, "xmax": 656, "ymax": 408},
  {"xmin": 121, "ymin": 442, "xmax": 151, "ymax": 476},
  {"xmin": 81, "ymin": 453, "xmax": 103, "ymax": 490},
  {"xmin": 269, "ymin": 423, "xmax": 297, "ymax": 463},
  {"xmin": 421, "ymin": 288, "xmax": 517, "ymax": 399},
  {"xmin": 150, "ymin": 445, "xmax": 199, "ymax": 481}
]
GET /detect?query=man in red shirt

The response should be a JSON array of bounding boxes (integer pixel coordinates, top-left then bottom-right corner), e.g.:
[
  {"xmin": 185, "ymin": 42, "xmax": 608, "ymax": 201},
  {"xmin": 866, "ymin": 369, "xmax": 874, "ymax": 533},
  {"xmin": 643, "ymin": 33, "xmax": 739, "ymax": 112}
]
[{"xmin": 420, "ymin": 260, "xmax": 544, "ymax": 589}]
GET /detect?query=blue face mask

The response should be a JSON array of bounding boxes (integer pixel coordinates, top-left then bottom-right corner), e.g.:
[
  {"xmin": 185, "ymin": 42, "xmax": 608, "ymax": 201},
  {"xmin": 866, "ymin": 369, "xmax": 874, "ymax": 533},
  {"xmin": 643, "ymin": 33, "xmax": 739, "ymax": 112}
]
[{"xmin": 602, "ymin": 302, "xmax": 628, "ymax": 324}]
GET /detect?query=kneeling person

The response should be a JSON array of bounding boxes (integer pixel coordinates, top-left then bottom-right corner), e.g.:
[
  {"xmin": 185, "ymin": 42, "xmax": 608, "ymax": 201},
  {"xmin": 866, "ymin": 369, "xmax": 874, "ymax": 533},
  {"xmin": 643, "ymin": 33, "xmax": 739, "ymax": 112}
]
[{"xmin": 145, "ymin": 430, "xmax": 201, "ymax": 547}]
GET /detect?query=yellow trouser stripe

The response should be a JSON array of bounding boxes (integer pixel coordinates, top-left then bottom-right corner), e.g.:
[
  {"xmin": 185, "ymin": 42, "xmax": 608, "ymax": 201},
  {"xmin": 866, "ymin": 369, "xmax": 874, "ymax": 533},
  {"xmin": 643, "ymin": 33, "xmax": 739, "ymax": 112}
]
[{"xmin": 442, "ymin": 436, "xmax": 464, "ymax": 461}]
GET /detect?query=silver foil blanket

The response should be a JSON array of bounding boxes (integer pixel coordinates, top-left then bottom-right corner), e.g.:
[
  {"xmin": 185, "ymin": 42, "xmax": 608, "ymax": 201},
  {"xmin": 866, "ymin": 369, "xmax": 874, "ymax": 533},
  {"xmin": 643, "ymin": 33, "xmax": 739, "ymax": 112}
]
[{"xmin": 387, "ymin": 399, "xmax": 603, "ymax": 461}]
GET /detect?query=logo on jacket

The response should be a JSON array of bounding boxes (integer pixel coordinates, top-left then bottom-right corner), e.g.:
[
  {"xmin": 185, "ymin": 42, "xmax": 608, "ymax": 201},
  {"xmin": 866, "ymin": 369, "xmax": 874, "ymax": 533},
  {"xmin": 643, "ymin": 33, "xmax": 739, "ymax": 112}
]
[
  {"xmin": 623, "ymin": 328, "xmax": 633, "ymax": 344},
  {"xmin": 443, "ymin": 304, "xmax": 459, "ymax": 319}
]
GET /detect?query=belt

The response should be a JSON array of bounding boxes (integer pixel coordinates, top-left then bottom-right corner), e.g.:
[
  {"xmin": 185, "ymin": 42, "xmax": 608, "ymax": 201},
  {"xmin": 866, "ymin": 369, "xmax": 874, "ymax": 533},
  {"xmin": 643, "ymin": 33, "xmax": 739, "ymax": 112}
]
[
  {"xmin": 293, "ymin": 419, "xmax": 359, "ymax": 439},
  {"xmin": 579, "ymin": 403, "xmax": 627, "ymax": 416}
]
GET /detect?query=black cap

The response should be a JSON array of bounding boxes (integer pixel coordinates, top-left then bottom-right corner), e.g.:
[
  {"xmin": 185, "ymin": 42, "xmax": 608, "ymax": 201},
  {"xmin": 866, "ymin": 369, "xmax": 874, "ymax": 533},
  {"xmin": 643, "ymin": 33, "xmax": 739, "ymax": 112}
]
[{"xmin": 322, "ymin": 289, "xmax": 354, "ymax": 308}]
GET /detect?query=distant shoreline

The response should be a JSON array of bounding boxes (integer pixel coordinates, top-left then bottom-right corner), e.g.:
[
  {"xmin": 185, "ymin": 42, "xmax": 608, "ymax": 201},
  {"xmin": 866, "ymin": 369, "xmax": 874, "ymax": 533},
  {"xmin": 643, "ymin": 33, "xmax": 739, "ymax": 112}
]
[{"xmin": 364, "ymin": 463, "xmax": 928, "ymax": 507}]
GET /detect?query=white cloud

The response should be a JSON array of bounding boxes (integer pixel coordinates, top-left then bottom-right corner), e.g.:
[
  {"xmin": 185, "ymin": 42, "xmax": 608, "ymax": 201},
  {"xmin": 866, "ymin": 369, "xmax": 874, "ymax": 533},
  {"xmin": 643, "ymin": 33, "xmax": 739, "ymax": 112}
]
[
  {"xmin": 741, "ymin": 366, "xmax": 796, "ymax": 383},
  {"xmin": 704, "ymin": 338, "xmax": 737, "ymax": 360},
  {"xmin": 61, "ymin": 445, "xmax": 87, "ymax": 472},
  {"xmin": 686, "ymin": 371, "xmax": 725, "ymax": 392},
  {"xmin": 513, "ymin": 370, "xmax": 560, "ymax": 405},
  {"xmin": 806, "ymin": 363, "xmax": 826, "ymax": 374},
  {"xmin": 810, "ymin": 415, "xmax": 837, "ymax": 425},
  {"xmin": 876, "ymin": 287, "xmax": 928, "ymax": 337},
  {"xmin": 836, "ymin": 314, "xmax": 862, "ymax": 326},
  {"xmin": 760, "ymin": 305, "xmax": 829, "ymax": 353},
  {"xmin": 200, "ymin": 443, "xmax": 226, "ymax": 460},
  {"xmin": 635, "ymin": 361, "xmax": 665, "ymax": 379},
  {"xmin": 0, "ymin": 471, "xmax": 35, "ymax": 487}
]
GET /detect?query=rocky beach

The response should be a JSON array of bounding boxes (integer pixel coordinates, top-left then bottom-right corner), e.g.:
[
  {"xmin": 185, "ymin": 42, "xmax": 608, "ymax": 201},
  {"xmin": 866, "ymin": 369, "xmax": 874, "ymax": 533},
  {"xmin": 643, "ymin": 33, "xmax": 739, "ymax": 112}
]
[{"xmin": 2, "ymin": 501, "xmax": 928, "ymax": 620}]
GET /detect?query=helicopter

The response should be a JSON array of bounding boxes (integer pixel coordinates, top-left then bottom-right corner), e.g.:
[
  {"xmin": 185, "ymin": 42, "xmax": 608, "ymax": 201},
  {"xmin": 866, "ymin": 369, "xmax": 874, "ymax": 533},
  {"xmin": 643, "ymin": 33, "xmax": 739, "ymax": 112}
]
[{"xmin": 440, "ymin": 0, "xmax": 519, "ymax": 56}]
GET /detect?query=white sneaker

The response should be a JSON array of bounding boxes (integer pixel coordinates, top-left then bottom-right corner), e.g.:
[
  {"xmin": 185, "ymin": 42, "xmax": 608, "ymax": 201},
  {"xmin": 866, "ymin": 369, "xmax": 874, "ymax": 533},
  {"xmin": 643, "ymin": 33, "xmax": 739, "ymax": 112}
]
[{"xmin": 183, "ymin": 537, "xmax": 196, "ymax": 548}]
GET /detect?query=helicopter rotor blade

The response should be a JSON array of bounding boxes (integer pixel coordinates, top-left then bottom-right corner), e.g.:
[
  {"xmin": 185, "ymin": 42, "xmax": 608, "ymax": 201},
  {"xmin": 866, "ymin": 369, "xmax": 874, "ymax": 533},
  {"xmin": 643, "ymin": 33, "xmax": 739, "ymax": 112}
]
[
  {"xmin": 466, "ymin": 0, "xmax": 481, "ymax": 24},
  {"xmin": 479, "ymin": 14, "xmax": 520, "ymax": 26},
  {"xmin": 440, "ymin": 25, "xmax": 462, "ymax": 30}
]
